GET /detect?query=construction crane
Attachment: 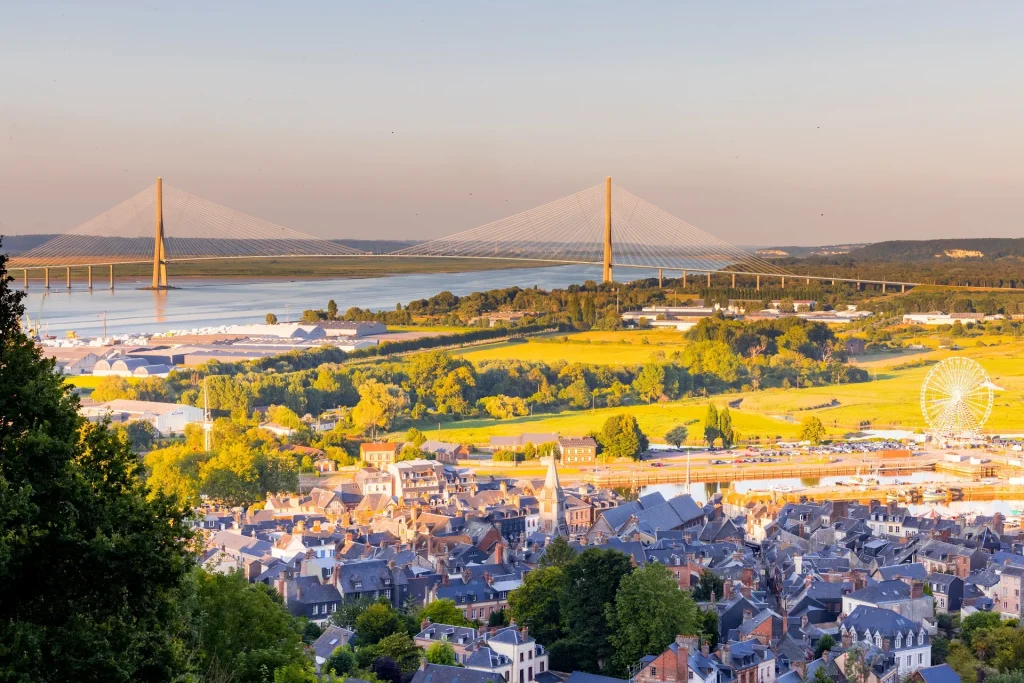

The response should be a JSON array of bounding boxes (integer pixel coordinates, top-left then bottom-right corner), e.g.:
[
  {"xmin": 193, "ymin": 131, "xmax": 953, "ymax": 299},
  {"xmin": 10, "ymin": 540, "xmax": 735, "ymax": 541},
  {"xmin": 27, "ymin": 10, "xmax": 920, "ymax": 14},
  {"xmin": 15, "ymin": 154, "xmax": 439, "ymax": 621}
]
[{"xmin": 27, "ymin": 292, "xmax": 47, "ymax": 340}]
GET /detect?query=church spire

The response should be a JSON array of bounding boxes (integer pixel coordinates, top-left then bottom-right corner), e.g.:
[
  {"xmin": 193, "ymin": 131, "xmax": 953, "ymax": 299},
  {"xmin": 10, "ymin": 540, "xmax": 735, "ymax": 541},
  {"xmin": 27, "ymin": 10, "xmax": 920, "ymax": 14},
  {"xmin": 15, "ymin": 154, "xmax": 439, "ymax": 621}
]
[{"xmin": 540, "ymin": 456, "xmax": 567, "ymax": 536}]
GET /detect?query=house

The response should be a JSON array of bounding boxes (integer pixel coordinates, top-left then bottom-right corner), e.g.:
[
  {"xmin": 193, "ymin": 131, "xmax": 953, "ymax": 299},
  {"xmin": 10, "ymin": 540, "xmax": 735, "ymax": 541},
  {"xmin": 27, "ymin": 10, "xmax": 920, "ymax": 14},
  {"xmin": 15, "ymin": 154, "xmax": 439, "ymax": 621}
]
[
  {"xmin": 361, "ymin": 442, "xmax": 400, "ymax": 468},
  {"xmin": 420, "ymin": 440, "xmax": 469, "ymax": 465},
  {"xmin": 412, "ymin": 663, "xmax": 502, "ymax": 683},
  {"xmin": 387, "ymin": 460, "xmax": 447, "ymax": 500},
  {"xmin": 311, "ymin": 626, "xmax": 355, "ymax": 673},
  {"xmin": 45, "ymin": 346, "xmax": 102, "ymax": 375},
  {"xmin": 489, "ymin": 433, "xmax": 559, "ymax": 453},
  {"xmin": 558, "ymin": 436, "xmax": 599, "ymax": 465},
  {"xmin": 279, "ymin": 575, "xmax": 342, "ymax": 624},
  {"xmin": 914, "ymin": 540, "xmax": 987, "ymax": 578},
  {"xmin": 842, "ymin": 580, "xmax": 934, "ymax": 624},
  {"xmin": 926, "ymin": 574, "xmax": 964, "ymax": 613},
  {"xmin": 355, "ymin": 467, "xmax": 394, "ymax": 495},
  {"xmin": 715, "ymin": 639, "xmax": 775, "ymax": 683},
  {"xmin": 259, "ymin": 421, "xmax": 296, "ymax": 437},
  {"xmin": 996, "ymin": 566, "xmax": 1024, "ymax": 618},
  {"xmin": 472, "ymin": 626, "xmax": 549, "ymax": 683},
  {"xmin": 839, "ymin": 605, "xmax": 931, "ymax": 675},
  {"xmin": 81, "ymin": 399, "xmax": 205, "ymax": 436},
  {"xmin": 907, "ymin": 664, "xmax": 962, "ymax": 683},
  {"xmin": 634, "ymin": 634, "xmax": 702, "ymax": 683},
  {"xmin": 414, "ymin": 622, "xmax": 479, "ymax": 665}
]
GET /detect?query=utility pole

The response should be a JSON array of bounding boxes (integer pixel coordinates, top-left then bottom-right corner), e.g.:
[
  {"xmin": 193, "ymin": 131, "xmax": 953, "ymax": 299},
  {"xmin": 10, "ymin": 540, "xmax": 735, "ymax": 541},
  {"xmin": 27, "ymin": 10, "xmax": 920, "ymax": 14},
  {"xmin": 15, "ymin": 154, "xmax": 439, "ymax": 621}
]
[{"xmin": 203, "ymin": 376, "xmax": 211, "ymax": 452}]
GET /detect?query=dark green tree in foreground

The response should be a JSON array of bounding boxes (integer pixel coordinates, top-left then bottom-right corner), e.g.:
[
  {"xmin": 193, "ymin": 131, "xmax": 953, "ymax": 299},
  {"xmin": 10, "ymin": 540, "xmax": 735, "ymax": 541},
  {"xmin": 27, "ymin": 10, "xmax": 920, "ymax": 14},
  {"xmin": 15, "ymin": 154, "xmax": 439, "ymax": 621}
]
[
  {"xmin": 691, "ymin": 569, "xmax": 725, "ymax": 602},
  {"xmin": 0, "ymin": 242, "xmax": 196, "ymax": 681}
]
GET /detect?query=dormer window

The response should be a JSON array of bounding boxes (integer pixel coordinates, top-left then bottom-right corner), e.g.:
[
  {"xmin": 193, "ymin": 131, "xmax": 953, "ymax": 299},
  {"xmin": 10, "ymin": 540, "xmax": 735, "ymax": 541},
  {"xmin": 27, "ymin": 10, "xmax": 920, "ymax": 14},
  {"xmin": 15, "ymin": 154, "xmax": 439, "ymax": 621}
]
[
  {"xmin": 896, "ymin": 634, "xmax": 902, "ymax": 649},
  {"xmin": 918, "ymin": 631, "xmax": 924, "ymax": 646}
]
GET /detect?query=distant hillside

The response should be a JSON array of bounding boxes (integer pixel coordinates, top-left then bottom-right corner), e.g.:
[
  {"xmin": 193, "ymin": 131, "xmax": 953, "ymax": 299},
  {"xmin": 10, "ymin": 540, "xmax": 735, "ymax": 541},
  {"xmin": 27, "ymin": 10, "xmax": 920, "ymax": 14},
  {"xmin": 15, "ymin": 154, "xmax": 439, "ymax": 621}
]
[
  {"xmin": 844, "ymin": 238, "xmax": 1024, "ymax": 262},
  {"xmin": 0, "ymin": 234, "xmax": 59, "ymax": 255},
  {"xmin": 753, "ymin": 244, "xmax": 868, "ymax": 258}
]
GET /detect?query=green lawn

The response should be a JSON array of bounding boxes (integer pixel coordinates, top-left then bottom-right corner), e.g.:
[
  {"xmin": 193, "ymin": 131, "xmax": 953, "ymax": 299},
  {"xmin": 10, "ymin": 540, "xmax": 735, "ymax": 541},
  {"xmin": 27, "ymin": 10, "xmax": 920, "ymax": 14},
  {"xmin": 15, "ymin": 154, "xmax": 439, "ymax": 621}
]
[
  {"xmin": 421, "ymin": 339, "xmax": 1024, "ymax": 443},
  {"xmin": 452, "ymin": 329, "xmax": 688, "ymax": 366}
]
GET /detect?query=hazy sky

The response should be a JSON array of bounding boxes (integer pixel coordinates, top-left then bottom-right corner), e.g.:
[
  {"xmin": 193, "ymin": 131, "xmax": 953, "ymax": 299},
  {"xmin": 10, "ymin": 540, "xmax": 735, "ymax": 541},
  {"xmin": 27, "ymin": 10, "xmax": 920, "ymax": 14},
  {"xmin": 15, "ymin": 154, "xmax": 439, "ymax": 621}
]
[{"xmin": 2, "ymin": 2, "xmax": 1023, "ymax": 245}]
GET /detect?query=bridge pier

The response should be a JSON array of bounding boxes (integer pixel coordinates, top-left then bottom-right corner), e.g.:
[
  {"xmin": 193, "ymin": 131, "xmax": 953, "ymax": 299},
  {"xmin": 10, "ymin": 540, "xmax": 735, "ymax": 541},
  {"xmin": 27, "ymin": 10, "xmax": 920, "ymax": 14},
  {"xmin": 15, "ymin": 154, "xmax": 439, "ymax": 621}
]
[
  {"xmin": 682, "ymin": 270, "xmax": 687, "ymax": 288},
  {"xmin": 781, "ymin": 276, "xmax": 785, "ymax": 289},
  {"xmin": 110, "ymin": 265, "xmax": 114, "ymax": 290},
  {"xmin": 756, "ymin": 275, "xmax": 760, "ymax": 291},
  {"xmin": 902, "ymin": 284, "xmax": 906, "ymax": 293},
  {"xmin": 23, "ymin": 269, "xmax": 27, "ymax": 289},
  {"xmin": 87, "ymin": 266, "xmax": 93, "ymax": 290},
  {"xmin": 44, "ymin": 268, "xmax": 49, "ymax": 289},
  {"xmin": 706, "ymin": 271, "xmax": 711, "ymax": 287},
  {"xmin": 731, "ymin": 273, "xmax": 736, "ymax": 288},
  {"xmin": 66, "ymin": 267, "xmax": 71, "ymax": 289},
  {"xmin": 806, "ymin": 277, "xmax": 810, "ymax": 285},
  {"xmin": 658, "ymin": 268, "xmax": 663, "ymax": 288}
]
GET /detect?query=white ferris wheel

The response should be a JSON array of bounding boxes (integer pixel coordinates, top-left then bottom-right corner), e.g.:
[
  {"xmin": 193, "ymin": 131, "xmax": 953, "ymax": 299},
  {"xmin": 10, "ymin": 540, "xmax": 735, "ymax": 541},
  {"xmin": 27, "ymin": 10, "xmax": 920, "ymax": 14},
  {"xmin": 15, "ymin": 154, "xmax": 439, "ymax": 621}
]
[{"xmin": 920, "ymin": 357, "xmax": 1000, "ymax": 440}]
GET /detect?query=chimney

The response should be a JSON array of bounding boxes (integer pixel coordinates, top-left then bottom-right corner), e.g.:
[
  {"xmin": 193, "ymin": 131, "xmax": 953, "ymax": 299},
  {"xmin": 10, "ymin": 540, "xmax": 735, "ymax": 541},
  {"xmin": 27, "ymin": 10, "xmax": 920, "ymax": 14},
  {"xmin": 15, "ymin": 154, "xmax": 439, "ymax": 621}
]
[
  {"xmin": 579, "ymin": 536, "xmax": 588, "ymax": 546},
  {"xmin": 462, "ymin": 567, "xmax": 473, "ymax": 584},
  {"xmin": 882, "ymin": 638, "xmax": 891, "ymax": 653},
  {"xmin": 419, "ymin": 657, "xmax": 428, "ymax": 672},
  {"xmin": 837, "ymin": 613, "xmax": 845, "ymax": 626},
  {"xmin": 792, "ymin": 660, "xmax": 807, "ymax": 680},
  {"xmin": 911, "ymin": 580, "xmax": 924, "ymax": 599},
  {"xmin": 822, "ymin": 650, "xmax": 831, "ymax": 665},
  {"xmin": 841, "ymin": 629, "xmax": 852, "ymax": 648},
  {"xmin": 723, "ymin": 582, "xmax": 733, "ymax": 600},
  {"xmin": 741, "ymin": 567, "xmax": 754, "ymax": 587},
  {"xmin": 743, "ymin": 609, "xmax": 753, "ymax": 622},
  {"xmin": 422, "ymin": 617, "xmax": 431, "ymax": 631},
  {"xmin": 521, "ymin": 626, "xmax": 529, "ymax": 640},
  {"xmin": 313, "ymin": 520, "xmax": 322, "ymax": 532},
  {"xmin": 805, "ymin": 575, "xmax": 814, "ymax": 588},
  {"xmin": 719, "ymin": 642, "xmax": 730, "ymax": 666},
  {"xmin": 275, "ymin": 577, "xmax": 288, "ymax": 602},
  {"xmin": 801, "ymin": 615, "xmax": 809, "ymax": 630},
  {"xmin": 710, "ymin": 591, "xmax": 716, "ymax": 604},
  {"xmin": 740, "ymin": 585, "xmax": 752, "ymax": 599},
  {"xmin": 701, "ymin": 641, "xmax": 710, "ymax": 657},
  {"xmin": 442, "ymin": 573, "xmax": 450, "ymax": 586},
  {"xmin": 675, "ymin": 636, "xmax": 691, "ymax": 682}
]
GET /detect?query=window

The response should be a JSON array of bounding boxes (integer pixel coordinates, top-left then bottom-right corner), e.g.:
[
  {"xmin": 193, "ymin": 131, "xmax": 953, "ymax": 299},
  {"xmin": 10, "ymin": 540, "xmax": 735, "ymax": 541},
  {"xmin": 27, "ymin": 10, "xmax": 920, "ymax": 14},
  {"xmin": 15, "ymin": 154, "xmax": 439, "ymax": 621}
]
[
  {"xmin": 918, "ymin": 632, "xmax": 924, "ymax": 646},
  {"xmin": 906, "ymin": 656, "xmax": 911, "ymax": 667},
  {"xmin": 528, "ymin": 651, "xmax": 533, "ymax": 660},
  {"xmin": 918, "ymin": 655, "xmax": 923, "ymax": 665},
  {"xmin": 520, "ymin": 671, "xmax": 524, "ymax": 683},
  {"xmin": 875, "ymin": 634, "xmax": 882, "ymax": 648},
  {"xmin": 896, "ymin": 635, "xmax": 902, "ymax": 649},
  {"xmin": 651, "ymin": 668, "xmax": 657, "ymax": 677},
  {"xmin": 529, "ymin": 667, "xmax": 533, "ymax": 680},
  {"xmin": 540, "ymin": 662, "xmax": 545, "ymax": 673},
  {"xmin": 312, "ymin": 605, "xmax": 319, "ymax": 616}
]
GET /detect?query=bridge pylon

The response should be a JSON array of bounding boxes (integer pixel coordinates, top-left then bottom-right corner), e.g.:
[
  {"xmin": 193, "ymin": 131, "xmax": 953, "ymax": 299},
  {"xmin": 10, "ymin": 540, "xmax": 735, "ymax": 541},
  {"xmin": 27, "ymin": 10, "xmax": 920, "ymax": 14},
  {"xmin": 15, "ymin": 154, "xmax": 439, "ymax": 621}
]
[
  {"xmin": 150, "ymin": 177, "xmax": 169, "ymax": 289},
  {"xmin": 603, "ymin": 176, "xmax": 612, "ymax": 283}
]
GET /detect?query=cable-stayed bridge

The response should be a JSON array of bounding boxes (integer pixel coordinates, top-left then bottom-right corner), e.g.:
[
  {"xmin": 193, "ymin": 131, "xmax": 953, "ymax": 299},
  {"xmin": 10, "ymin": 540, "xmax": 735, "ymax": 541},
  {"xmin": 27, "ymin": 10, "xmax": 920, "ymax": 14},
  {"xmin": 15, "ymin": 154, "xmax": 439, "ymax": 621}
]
[{"xmin": 8, "ymin": 178, "xmax": 917, "ymax": 291}]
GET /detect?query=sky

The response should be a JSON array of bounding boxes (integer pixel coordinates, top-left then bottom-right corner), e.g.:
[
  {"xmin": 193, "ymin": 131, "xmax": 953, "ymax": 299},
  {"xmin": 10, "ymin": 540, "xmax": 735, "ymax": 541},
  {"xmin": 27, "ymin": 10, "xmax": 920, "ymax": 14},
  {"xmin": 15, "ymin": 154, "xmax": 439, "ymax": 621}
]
[{"xmin": 2, "ymin": 2, "xmax": 1023, "ymax": 246}]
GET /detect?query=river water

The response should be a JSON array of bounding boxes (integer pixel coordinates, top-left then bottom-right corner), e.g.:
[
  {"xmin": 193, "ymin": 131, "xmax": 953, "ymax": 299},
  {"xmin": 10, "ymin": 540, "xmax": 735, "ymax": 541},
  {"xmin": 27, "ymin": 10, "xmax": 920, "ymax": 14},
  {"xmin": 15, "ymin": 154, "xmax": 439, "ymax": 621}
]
[{"xmin": 21, "ymin": 264, "xmax": 659, "ymax": 337}]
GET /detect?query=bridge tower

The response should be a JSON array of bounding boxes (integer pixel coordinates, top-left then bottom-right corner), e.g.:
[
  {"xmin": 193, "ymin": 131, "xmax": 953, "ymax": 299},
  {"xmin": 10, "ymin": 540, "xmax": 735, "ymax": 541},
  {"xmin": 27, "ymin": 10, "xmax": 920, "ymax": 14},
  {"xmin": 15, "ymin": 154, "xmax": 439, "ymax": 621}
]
[
  {"xmin": 603, "ymin": 176, "xmax": 613, "ymax": 283},
  {"xmin": 151, "ymin": 177, "xmax": 168, "ymax": 289}
]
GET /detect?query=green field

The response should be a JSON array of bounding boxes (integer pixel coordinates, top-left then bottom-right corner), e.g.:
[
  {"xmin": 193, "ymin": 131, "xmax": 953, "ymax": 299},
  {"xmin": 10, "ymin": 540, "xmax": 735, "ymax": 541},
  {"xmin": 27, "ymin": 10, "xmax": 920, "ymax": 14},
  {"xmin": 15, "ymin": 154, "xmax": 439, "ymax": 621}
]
[
  {"xmin": 453, "ymin": 329, "xmax": 688, "ymax": 366},
  {"xmin": 421, "ymin": 339, "xmax": 1024, "ymax": 444}
]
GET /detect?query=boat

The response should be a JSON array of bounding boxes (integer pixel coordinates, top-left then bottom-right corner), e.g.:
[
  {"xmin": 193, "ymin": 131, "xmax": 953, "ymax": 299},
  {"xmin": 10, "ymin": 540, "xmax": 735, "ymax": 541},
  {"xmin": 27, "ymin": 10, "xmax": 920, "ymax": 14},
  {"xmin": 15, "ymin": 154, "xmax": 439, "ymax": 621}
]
[
  {"xmin": 922, "ymin": 488, "xmax": 946, "ymax": 502},
  {"xmin": 886, "ymin": 491, "xmax": 899, "ymax": 503},
  {"xmin": 1010, "ymin": 508, "xmax": 1024, "ymax": 516}
]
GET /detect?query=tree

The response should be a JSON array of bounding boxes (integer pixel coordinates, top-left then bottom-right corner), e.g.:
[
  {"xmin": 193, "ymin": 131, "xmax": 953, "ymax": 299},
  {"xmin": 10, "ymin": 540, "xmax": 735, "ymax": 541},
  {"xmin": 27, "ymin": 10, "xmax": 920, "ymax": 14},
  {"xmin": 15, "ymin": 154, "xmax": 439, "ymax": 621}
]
[
  {"xmin": 406, "ymin": 427, "xmax": 427, "ymax": 448},
  {"xmin": 0, "ymin": 242, "xmax": 197, "ymax": 681},
  {"xmin": 812, "ymin": 665, "xmax": 835, "ymax": 683},
  {"xmin": 327, "ymin": 299, "xmax": 339, "ymax": 319},
  {"xmin": 691, "ymin": 569, "xmax": 724, "ymax": 602},
  {"xmin": 181, "ymin": 569, "xmax": 312, "ymax": 682},
  {"xmin": 420, "ymin": 598, "xmax": 472, "ymax": 627},
  {"xmin": 488, "ymin": 608, "xmax": 509, "ymax": 627},
  {"xmin": 560, "ymin": 548, "xmax": 635, "ymax": 673},
  {"xmin": 608, "ymin": 563, "xmax": 702, "ymax": 675},
  {"xmin": 703, "ymin": 403, "xmax": 720, "ymax": 447},
  {"xmin": 375, "ymin": 632, "xmax": 422, "ymax": 672},
  {"xmin": 814, "ymin": 633, "xmax": 836, "ymax": 659},
  {"xmin": 371, "ymin": 656, "xmax": 403, "ymax": 683},
  {"xmin": 598, "ymin": 413, "xmax": 649, "ymax": 460},
  {"xmin": 352, "ymin": 380, "xmax": 409, "ymax": 439},
  {"xmin": 266, "ymin": 312, "xmax": 278, "ymax": 324},
  {"xmin": 508, "ymin": 565, "xmax": 567, "ymax": 646},
  {"xmin": 665, "ymin": 425, "xmax": 689, "ymax": 448},
  {"xmin": 800, "ymin": 416, "xmax": 827, "ymax": 445},
  {"xmin": 356, "ymin": 602, "xmax": 405, "ymax": 645},
  {"xmin": 718, "ymin": 406, "xmax": 734, "ymax": 448},
  {"xmin": 633, "ymin": 362, "xmax": 666, "ymax": 404},
  {"xmin": 426, "ymin": 641, "xmax": 457, "ymax": 666},
  {"xmin": 538, "ymin": 536, "xmax": 576, "ymax": 568}
]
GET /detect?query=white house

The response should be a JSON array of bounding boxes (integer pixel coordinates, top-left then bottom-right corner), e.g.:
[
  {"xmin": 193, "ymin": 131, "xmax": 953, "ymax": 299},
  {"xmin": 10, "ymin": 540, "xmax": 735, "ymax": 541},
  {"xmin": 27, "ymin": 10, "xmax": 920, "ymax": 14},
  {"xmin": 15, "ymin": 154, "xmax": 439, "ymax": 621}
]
[
  {"xmin": 83, "ymin": 399, "xmax": 204, "ymax": 435},
  {"xmin": 840, "ymin": 606, "xmax": 931, "ymax": 676},
  {"xmin": 468, "ymin": 626, "xmax": 549, "ymax": 683}
]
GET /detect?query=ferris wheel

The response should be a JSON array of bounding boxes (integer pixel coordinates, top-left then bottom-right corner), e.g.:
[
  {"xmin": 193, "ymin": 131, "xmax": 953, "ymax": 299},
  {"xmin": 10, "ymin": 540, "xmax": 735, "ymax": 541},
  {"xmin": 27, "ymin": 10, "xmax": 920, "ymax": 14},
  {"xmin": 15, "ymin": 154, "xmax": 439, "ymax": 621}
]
[{"xmin": 920, "ymin": 357, "xmax": 1000, "ymax": 440}]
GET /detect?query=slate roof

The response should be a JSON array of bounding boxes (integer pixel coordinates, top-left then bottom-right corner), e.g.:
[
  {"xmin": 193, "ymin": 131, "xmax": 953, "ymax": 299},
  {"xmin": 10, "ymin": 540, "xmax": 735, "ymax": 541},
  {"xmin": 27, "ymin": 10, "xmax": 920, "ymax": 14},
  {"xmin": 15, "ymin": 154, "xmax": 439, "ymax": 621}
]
[
  {"xmin": 411, "ymin": 664, "xmax": 504, "ymax": 683},
  {"xmin": 566, "ymin": 673, "xmax": 630, "ymax": 683},
  {"xmin": 465, "ymin": 646, "xmax": 511, "ymax": 668},
  {"xmin": 489, "ymin": 626, "xmax": 531, "ymax": 645},
  {"xmin": 843, "ymin": 605, "xmax": 927, "ymax": 642},
  {"xmin": 312, "ymin": 626, "xmax": 355, "ymax": 660},
  {"xmin": 846, "ymin": 580, "xmax": 911, "ymax": 604},
  {"xmin": 915, "ymin": 664, "xmax": 962, "ymax": 683},
  {"xmin": 876, "ymin": 563, "xmax": 927, "ymax": 581}
]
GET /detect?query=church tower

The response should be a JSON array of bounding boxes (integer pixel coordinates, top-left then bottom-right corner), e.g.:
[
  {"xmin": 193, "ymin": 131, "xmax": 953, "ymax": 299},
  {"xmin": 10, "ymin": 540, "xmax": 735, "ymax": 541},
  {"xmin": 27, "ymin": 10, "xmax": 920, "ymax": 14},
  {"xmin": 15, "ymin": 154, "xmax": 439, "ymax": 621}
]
[{"xmin": 539, "ymin": 456, "xmax": 567, "ymax": 536}]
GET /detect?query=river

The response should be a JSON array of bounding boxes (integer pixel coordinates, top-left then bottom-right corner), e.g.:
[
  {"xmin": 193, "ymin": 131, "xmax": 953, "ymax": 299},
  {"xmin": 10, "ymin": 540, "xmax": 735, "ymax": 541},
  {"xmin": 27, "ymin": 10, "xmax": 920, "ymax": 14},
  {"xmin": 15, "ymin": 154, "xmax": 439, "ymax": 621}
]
[{"xmin": 21, "ymin": 264, "xmax": 660, "ymax": 337}]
